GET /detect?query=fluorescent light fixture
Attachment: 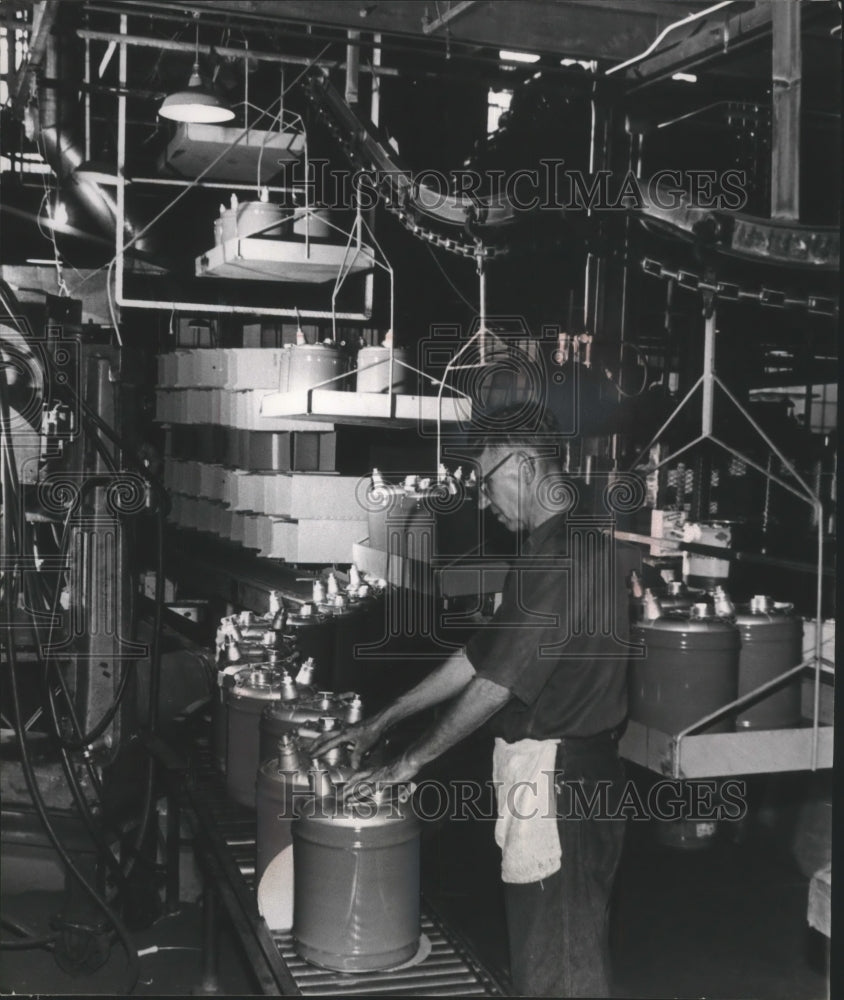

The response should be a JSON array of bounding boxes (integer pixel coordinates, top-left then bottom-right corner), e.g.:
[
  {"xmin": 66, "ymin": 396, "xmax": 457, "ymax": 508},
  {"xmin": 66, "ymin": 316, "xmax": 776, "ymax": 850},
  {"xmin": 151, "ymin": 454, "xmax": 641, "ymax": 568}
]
[
  {"xmin": 26, "ymin": 258, "xmax": 57, "ymax": 265},
  {"xmin": 499, "ymin": 49, "xmax": 540, "ymax": 64},
  {"xmin": 159, "ymin": 63, "xmax": 235, "ymax": 123},
  {"xmin": 671, "ymin": 72, "xmax": 698, "ymax": 83}
]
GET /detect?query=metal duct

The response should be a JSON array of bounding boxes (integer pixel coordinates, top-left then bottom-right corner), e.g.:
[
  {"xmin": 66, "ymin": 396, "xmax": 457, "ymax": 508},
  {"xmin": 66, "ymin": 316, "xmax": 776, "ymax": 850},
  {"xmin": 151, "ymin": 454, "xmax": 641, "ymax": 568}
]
[{"xmin": 36, "ymin": 30, "xmax": 150, "ymax": 252}]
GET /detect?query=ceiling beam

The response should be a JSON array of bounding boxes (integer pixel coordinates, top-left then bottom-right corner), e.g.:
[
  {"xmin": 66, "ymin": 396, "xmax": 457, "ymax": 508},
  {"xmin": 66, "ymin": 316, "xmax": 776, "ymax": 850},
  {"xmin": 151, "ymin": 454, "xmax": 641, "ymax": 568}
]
[
  {"xmin": 181, "ymin": 1, "xmax": 679, "ymax": 62},
  {"xmin": 624, "ymin": 1, "xmax": 832, "ymax": 89},
  {"xmin": 422, "ymin": 1, "xmax": 478, "ymax": 36}
]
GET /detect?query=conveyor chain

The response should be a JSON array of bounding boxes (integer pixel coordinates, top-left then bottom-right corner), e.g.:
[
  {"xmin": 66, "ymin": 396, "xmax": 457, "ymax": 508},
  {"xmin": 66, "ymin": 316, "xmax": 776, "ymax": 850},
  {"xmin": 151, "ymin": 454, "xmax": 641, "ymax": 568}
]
[{"xmin": 642, "ymin": 257, "xmax": 839, "ymax": 316}]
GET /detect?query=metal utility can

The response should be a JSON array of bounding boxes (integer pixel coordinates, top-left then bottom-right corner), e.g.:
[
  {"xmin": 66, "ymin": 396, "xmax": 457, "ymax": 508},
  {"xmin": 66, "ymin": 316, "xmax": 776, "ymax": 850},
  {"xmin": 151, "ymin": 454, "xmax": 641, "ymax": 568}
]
[
  {"xmin": 286, "ymin": 342, "xmax": 349, "ymax": 394},
  {"xmin": 212, "ymin": 641, "xmax": 271, "ymax": 773},
  {"xmin": 225, "ymin": 667, "xmax": 285, "ymax": 808},
  {"xmin": 734, "ymin": 595, "xmax": 803, "ymax": 730},
  {"xmin": 293, "ymin": 792, "xmax": 421, "ymax": 972},
  {"xmin": 354, "ymin": 346, "xmax": 410, "ymax": 394},
  {"xmin": 629, "ymin": 610, "xmax": 740, "ymax": 734},
  {"xmin": 259, "ymin": 691, "xmax": 363, "ymax": 762},
  {"xmin": 293, "ymin": 206, "xmax": 332, "ymax": 238},
  {"xmin": 283, "ymin": 606, "xmax": 336, "ymax": 684}
]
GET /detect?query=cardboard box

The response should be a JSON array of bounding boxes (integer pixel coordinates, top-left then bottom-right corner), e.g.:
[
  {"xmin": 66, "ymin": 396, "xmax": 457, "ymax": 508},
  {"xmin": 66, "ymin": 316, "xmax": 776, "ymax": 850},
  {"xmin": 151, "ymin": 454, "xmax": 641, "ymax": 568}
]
[
  {"xmin": 230, "ymin": 349, "xmax": 286, "ymax": 390},
  {"xmin": 263, "ymin": 517, "xmax": 367, "ymax": 562},
  {"xmin": 261, "ymin": 473, "xmax": 361, "ymax": 519}
]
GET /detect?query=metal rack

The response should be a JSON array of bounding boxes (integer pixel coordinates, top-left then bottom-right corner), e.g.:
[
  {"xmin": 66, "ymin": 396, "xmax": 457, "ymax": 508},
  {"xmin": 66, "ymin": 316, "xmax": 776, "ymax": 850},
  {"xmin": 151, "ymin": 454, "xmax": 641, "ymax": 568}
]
[{"xmin": 620, "ymin": 267, "xmax": 835, "ymax": 779}]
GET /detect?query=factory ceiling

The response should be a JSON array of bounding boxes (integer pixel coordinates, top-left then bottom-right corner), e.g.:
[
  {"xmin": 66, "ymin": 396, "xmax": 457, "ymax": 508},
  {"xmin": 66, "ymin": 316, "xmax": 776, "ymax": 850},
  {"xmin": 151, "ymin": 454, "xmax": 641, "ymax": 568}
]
[{"xmin": 108, "ymin": 0, "xmax": 741, "ymax": 63}]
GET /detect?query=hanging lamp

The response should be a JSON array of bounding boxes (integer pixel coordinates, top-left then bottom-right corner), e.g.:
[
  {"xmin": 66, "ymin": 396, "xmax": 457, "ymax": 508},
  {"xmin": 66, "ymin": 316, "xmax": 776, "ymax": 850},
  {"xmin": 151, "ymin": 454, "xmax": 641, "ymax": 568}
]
[{"xmin": 159, "ymin": 24, "xmax": 234, "ymax": 124}]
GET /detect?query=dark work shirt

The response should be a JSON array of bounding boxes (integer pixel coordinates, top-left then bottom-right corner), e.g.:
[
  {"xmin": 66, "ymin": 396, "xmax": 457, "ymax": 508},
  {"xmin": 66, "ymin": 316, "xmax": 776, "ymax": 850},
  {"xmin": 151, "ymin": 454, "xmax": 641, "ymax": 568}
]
[{"xmin": 465, "ymin": 513, "xmax": 632, "ymax": 741}]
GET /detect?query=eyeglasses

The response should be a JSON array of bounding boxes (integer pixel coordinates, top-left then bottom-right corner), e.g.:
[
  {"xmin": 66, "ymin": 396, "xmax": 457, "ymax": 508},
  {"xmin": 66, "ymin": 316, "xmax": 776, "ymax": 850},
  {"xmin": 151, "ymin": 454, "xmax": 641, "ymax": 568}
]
[{"xmin": 477, "ymin": 451, "xmax": 516, "ymax": 497}]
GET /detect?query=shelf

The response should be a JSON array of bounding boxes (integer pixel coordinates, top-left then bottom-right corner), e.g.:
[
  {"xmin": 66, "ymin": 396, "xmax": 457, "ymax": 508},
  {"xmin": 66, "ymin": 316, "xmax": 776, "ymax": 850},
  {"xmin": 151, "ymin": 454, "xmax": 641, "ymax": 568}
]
[
  {"xmin": 196, "ymin": 237, "xmax": 376, "ymax": 284},
  {"xmin": 619, "ymin": 718, "xmax": 834, "ymax": 778},
  {"xmin": 260, "ymin": 388, "xmax": 472, "ymax": 427}
]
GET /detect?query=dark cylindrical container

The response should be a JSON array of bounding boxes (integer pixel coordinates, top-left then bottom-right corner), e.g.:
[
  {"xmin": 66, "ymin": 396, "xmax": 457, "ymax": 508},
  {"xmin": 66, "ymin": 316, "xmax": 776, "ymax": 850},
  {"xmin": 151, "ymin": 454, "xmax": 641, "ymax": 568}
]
[
  {"xmin": 629, "ymin": 612, "xmax": 740, "ymax": 734},
  {"xmin": 213, "ymin": 665, "xmax": 241, "ymax": 772},
  {"xmin": 226, "ymin": 668, "xmax": 284, "ymax": 808},
  {"xmin": 734, "ymin": 597, "xmax": 803, "ymax": 730},
  {"xmin": 283, "ymin": 608, "xmax": 336, "ymax": 688},
  {"xmin": 330, "ymin": 600, "xmax": 381, "ymax": 693},
  {"xmin": 293, "ymin": 795, "xmax": 420, "ymax": 972},
  {"xmin": 212, "ymin": 641, "xmax": 274, "ymax": 772},
  {"xmin": 287, "ymin": 342, "xmax": 349, "ymax": 394}
]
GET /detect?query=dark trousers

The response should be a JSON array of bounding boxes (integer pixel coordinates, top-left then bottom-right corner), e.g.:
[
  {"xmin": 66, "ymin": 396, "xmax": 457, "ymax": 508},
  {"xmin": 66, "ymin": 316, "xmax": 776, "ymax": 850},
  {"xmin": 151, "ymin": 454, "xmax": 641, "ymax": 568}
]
[{"xmin": 503, "ymin": 736, "xmax": 626, "ymax": 997}]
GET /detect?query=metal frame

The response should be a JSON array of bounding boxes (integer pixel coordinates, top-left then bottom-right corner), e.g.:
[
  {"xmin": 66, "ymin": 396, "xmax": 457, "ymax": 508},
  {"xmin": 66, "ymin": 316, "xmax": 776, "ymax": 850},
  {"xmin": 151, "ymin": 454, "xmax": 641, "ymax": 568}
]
[
  {"xmin": 630, "ymin": 300, "xmax": 830, "ymax": 773},
  {"xmin": 108, "ymin": 14, "xmax": 376, "ymax": 321}
]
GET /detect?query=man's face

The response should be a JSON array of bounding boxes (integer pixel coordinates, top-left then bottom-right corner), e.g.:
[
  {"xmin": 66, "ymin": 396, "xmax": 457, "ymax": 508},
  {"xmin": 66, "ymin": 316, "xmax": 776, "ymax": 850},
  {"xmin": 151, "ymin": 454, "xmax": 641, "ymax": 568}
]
[{"xmin": 476, "ymin": 446, "xmax": 527, "ymax": 532}]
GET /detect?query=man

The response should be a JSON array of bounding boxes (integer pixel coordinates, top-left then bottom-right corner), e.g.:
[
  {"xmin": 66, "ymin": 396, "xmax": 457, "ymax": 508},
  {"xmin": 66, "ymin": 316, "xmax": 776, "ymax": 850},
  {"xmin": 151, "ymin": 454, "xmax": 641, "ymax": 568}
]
[{"xmin": 313, "ymin": 411, "xmax": 632, "ymax": 997}]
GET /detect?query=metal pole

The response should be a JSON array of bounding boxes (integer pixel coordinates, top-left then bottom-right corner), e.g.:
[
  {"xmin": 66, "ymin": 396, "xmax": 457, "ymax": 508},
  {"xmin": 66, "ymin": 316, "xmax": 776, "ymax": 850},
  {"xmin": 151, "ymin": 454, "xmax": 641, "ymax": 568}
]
[
  {"xmin": 371, "ymin": 34, "xmax": 382, "ymax": 126},
  {"xmin": 701, "ymin": 303, "xmax": 716, "ymax": 436},
  {"xmin": 345, "ymin": 30, "xmax": 360, "ymax": 106},
  {"xmin": 84, "ymin": 35, "xmax": 91, "ymax": 162},
  {"xmin": 771, "ymin": 1, "xmax": 801, "ymax": 219},
  {"xmin": 197, "ymin": 881, "xmax": 221, "ymax": 995},
  {"xmin": 115, "ymin": 15, "xmax": 127, "ymax": 337},
  {"xmin": 477, "ymin": 254, "xmax": 486, "ymax": 364}
]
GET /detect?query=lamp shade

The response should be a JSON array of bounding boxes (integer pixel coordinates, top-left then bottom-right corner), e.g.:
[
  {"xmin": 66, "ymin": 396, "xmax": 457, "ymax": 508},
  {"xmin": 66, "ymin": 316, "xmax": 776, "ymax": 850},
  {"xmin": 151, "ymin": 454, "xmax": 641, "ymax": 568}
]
[{"xmin": 159, "ymin": 65, "xmax": 234, "ymax": 123}]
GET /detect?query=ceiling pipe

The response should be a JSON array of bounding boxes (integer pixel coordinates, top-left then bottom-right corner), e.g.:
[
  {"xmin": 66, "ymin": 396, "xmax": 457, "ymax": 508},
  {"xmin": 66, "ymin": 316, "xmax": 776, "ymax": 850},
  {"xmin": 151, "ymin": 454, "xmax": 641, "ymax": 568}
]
[
  {"xmin": 35, "ymin": 28, "xmax": 152, "ymax": 252},
  {"xmin": 76, "ymin": 27, "xmax": 399, "ymax": 75}
]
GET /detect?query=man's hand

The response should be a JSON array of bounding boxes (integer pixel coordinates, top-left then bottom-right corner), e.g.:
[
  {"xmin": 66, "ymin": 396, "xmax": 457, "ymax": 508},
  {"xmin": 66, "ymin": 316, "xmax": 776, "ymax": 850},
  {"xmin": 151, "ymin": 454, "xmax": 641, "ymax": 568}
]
[
  {"xmin": 309, "ymin": 716, "xmax": 386, "ymax": 769},
  {"xmin": 340, "ymin": 753, "xmax": 419, "ymax": 804}
]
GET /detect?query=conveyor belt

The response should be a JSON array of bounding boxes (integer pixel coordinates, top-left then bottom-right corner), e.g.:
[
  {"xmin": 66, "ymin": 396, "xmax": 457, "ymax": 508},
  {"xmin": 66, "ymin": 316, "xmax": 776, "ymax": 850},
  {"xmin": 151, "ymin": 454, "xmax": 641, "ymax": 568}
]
[{"xmin": 185, "ymin": 735, "xmax": 507, "ymax": 996}]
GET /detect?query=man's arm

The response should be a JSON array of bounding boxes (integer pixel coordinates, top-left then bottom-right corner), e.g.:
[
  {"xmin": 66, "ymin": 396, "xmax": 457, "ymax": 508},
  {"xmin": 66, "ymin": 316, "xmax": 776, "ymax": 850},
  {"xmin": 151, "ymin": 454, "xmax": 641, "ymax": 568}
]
[
  {"xmin": 399, "ymin": 675, "xmax": 511, "ymax": 772},
  {"xmin": 310, "ymin": 647, "xmax": 476, "ymax": 764},
  {"xmin": 375, "ymin": 648, "xmax": 476, "ymax": 730},
  {"xmin": 350, "ymin": 675, "xmax": 511, "ymax": 790}
]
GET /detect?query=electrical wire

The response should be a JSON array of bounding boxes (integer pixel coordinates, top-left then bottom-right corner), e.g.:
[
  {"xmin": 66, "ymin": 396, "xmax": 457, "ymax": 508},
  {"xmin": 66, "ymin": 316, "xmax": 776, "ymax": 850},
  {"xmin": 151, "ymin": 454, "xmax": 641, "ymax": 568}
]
[
  {"xmin": 28, "ymin": 598, "xmax": 130, "ymax": 890},
  {"xmin": 3, "ymin": 306, "xmax": 166, "ymax": 909},
  {"xmin": 1, "ymin": 367, "xmax": 140, "ymax": 994},
  {"xmin": 603, "ymin": 340, "xmax": 650, "ymax": 399},
  {"xmin": 50, "ymin": 380, "xmax": 169, "ymax": 882}
]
